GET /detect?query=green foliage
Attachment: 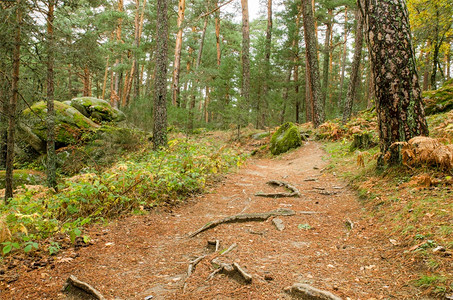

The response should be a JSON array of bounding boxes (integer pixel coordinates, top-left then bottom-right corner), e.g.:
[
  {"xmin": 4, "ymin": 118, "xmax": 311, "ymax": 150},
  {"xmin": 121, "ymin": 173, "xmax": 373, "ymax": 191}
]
[{"xmin": 1, "ymin": 138, "xmax": 246, "ymax": 255}]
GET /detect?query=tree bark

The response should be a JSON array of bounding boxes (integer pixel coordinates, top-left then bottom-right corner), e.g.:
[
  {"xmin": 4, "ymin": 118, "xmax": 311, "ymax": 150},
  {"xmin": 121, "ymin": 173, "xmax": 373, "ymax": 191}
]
[
  {"xmin": 215, "ymin": 1, "xmax": 221, "ymax": 66},
  {"xmin": 171, "ymin": 0, "xmax": 186, "ymax": 106},
  {"xmin": 361, "ymin": 0, "xmax": 429, "ymax": 166},
  {"xmin": 5, "ymin": 0, "xmax": 22, "ymax": 202},
  {"xmin": 337, "ymin": 7, "xmax": 349, "ymax": 109},
  {"xmin": 342, "ymin": 7, "xmax": 364, "ymax": 123},
  {"xmin": 422, "ymin": 41, "xmax": 430, "ymax": 91},
  {"xmin": 241, "ymin": 0, "xmax": 251, "ymax": 109},
  {"xmin": 0, "ymin": 61, "xmax": 8, "ymax": 169},
  {"xmin": 82, "ymin": 65, "xmax": 91, "ymax": 96},
  {"xmin": 302, "ymin": 0, "xmax": 324, "ymax": 127},
  {"xmin": 259, "ymin": 0, "xmax": 272, "ymax": 128},
  {"xmin": 321, "ymin": 9, "xmax": 333, "ymax": 109},
  {"xmin": 280, "ymin": 67, "xmax": 292, "ymax": 124},
  {"xmin": 46, "ymin": 0, "xmax": 57, "ymax": 188},
  {"xmin": 153, "ymin": 0, "xmax": 168, "ymax": 149}
]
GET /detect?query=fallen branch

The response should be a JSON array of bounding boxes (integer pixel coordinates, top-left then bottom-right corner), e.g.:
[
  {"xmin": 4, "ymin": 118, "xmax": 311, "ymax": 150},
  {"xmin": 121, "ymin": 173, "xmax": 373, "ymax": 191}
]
[
  {"xmin": 255, "ymin": 180, "xmax": 300, "ymax": 198},
  {"xmin": 209, "ymin": 259, "xmax": 252, "ymax": 284},
  {"xmin": 63, "ymin": 275, "xmax": 106, "ymax": 300},
  {"xmin": 189, "ymin": 209, "xmax": 295, "ymax": 238},
  {"xmin": 313, "ymin": 190, "xmax": 339, "ymax": 196}
]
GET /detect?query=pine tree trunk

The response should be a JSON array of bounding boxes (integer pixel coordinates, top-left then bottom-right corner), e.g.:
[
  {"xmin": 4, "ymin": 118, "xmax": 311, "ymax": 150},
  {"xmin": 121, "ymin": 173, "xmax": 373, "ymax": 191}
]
[
  {"xmin": 0, "ymin": 60, "xmax": 8, "ymax": 169},
  {"xmin": 342, "ymin": 7, "xmax": 364, "ymax": 123},
  {"xmin": 153, "ymin": 0, "xmax": 168, "ymax": 149},
  {"xmin": 171, "ymin": 0, "xmax": 186, "ymax": 106},
  {"xmin": 280, "ymin": 67, "xmax": 292, "ymax": 124},
  {"xmin": 321, "ymin": 9, "xmax": 332, "ymax": 108},
  {"xmin": 337, "ymin": 7, "xmax": 349, "ymax": 109},
  {"xmin": 361, "ymin": 0, "xmax": 429, "ymax": 165},
  {"xmin": 423, "ymin": 41, "xmax": 430, "ymax": 91},
  {"xmin": 5, "ymin": 0, "xmax": 22, "ymax": 202},
  {"xmin": 102, "ymin": 55, "xmax": 109, "ymax": 100},
  {"xmin": 83, "ymin": 65, "xmax": 91, "ymax": 96},
  {"xmin": 46, "ymin": 0, "xmax": 57, "ymax": 189},
  {"xmin": 241, "ymin": 0, "xmax": 251, "ymax": 108},
  {"xmin": 259, "ymin": 0, "xmax": 272, "ymax": 128},
  {"xmin": 302, "ymin": 0, "xmax": 323, "ymax": 127},
  {"xmin": 215, "ymin": 1, "xmax": 221, "ymax": 66}
]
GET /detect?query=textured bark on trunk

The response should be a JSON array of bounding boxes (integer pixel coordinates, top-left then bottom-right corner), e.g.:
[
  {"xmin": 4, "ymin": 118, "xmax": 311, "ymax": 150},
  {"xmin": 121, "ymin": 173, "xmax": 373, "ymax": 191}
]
[
  {"xmin": 321, "ymin": 9, "xmax": 333, "ymax": 108},
  {"xmin": 172, "ymin": 0, "xmax": 186, "ymax": 106},
  {"xmin": 302, "ymin": 0, "xmax": 324, "ymax": 127},
  {"xmin": 82, "ymin": 65, "xmax": 91, "ymax": 96},
  {"xmin": 241, "ymin": 0, "xmax": 250, "ymax": 106},
  {"xmin": 342, "ymin": 7, "xmax": 364, "ymax": 123},
  {"xmin": 361, "ymin": 0, "xmax": 429, "ymax": 165},
  {"xmin": 102, "ymin": 55, "xmax": 109, "ymax": 100},
  {"xmin": 0, "ymin": 61, "xmax": 8, "ymax": 169},
  {"xmin": 293, "ymin": 7, "xmax": 302, "ymax": 123},
  {"xmin": 153, "ymin": 0, "xmax": 168, "ymax": 149},
  {"xmin": 46, "ymin": 0, "xmax": 57, "ymax": 188},
  {"xmin": 215, "ymin": 1, "xmax": 221, "ymax": 66},
  {"xmin": 5, "ymin": 0, "xmax": 22, "ymax": 202},
  {"xmin": 259, "ymin": 0, "xmax": 272, "ymax": 128},
  {"xmin": 337, "ymin": 7, "xmax": 349, "ymax": 108}
]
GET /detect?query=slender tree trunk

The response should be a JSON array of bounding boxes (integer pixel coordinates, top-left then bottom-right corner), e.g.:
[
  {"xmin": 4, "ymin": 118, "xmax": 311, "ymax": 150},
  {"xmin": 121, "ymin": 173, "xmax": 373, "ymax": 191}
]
[
  {"xmin": 241, "ymin": 0, "xmax": 251, "ymax": 112},
  {"xmin": 342, "ymin": 7, "xmax": 364, "ymax": 123},
  {"xmin": 153, "ymin": 0, "xmax": 168, "ymax": 149},
  {"xmin": 321, "ymin": 9, "xmax": 332, "ymax": 109},
  {"xmin": 46, "ymin": 0, "xmax": 57, "ymax": 188},
  {"xmin": 171, "ymin": 0, "xmax": 186, "ymax": 106},
  {"xmin": 0, "ymin": 61, "xmax": 8, "ymax": 169},
  {"xmin": 280, "ymin": 67, "xmax": 292, "ymax": 124},
  {"xmin": 5, "ymin": 0, "xmax": 22, "ymax": 202},
  {"xmin": 337, "ymin": 7, "xmax": 349, "ymax": 109},
  {"xmin": 302, "ymin": 0, "xmax": 324, "ymax": 127},
  {"xmin": 102, "ymin": 56, "xmax": 109, "ymax": 100},
  {"xmin": 361, "ymin": 0, "xmax": 429, "ymax": 166},
  {"xmin": 189, "ymin": 15, "xmax": 209, "ymax": 132},
  {"xmin": 447, "ymin": 48, "xmax": 451, "ymax": 80},
  {"xmin": 83, "ymin": 65, "xmax": 91, "ymax": 96},
  {"xmin": 259, "ymin": 0, "xmax": 272, "ymax": 128},
  {"xmin": 293, "ymin": 7, "xmax": 302, "ymax": 123},
  {"xmin": 423, "ymin": 41, "xmax": 431, "ymax": 91},
  {"xmin": 215, "ymin": 1, "xmax": 221, "ymax": 66}
]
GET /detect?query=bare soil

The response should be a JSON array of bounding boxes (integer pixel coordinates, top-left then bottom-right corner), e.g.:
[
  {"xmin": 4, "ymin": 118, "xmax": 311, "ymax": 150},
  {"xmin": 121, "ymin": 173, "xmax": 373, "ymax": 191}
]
[{"xmin": 0, "ymin": 141, "xmax": 434, "ymax": 299}]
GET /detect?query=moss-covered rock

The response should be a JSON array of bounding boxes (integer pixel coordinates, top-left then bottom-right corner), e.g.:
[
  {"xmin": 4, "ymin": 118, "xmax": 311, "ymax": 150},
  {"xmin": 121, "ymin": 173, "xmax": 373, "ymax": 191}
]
[
  {"xmin": 20, "ymin": 101, "xmax": 99, "ymax": 150},
  {"xmin": 70, "ymin": 97, "xmax": 126, "ymax": 123},
  {"xmin": 252, "ymin": 132, "xmax": 270, "ymax": 140},
  {"xmin": 270, "ymin": 122, "xmax": 302, "ymax": 155},
  {"xmin": 423, "ymin": 82, "xmax": 453, "ymax": 115},
  {"xmin": 0, "ymin": 170, "xmax": 45, "ymax": 188}
]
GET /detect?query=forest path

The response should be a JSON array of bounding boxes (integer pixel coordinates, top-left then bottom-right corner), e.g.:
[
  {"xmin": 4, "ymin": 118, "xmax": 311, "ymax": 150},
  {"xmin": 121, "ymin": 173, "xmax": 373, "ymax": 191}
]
[{"xmin": 3, "ymin": 141, "xmax": 425, "ymax": 299}]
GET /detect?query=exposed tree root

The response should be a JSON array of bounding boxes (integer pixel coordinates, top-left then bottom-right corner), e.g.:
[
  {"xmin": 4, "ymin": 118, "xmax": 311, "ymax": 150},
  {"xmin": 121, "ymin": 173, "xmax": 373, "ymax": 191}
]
[
  {"xmin": 189, "ymin": 209, "xmax": 295, "ymax": 238},
  {"xmin": 209, "ymin": 258, "xmax": 252, "ymax": 284},
  {"xmin": 284, "ymin": 283, "xmax": 341, "ymax": 300},
  {"xmin": 255, "ymin": 180, "xmax": 300, "ymax": 198},
  {"xmin": 63, "ymin": 275, "xmax": 105, "ymax": 300}
]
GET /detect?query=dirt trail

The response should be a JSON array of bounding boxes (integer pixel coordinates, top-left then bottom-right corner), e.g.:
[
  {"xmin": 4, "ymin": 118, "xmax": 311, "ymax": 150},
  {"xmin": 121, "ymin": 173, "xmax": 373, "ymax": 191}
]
[{"xmin": 2, "ymin": 141, "xmax": 427, "ymax": 299}]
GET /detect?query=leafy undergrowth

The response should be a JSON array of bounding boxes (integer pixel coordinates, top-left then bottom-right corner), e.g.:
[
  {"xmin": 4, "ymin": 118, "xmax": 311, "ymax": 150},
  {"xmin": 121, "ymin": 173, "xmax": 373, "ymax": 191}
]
[
  {"xmin": 324, "ymin": 138, "xmax": 452, "ymax": 297},
  {"xmin": 1, "ymin": 136, "xmax": 246, "ymax": 257}
]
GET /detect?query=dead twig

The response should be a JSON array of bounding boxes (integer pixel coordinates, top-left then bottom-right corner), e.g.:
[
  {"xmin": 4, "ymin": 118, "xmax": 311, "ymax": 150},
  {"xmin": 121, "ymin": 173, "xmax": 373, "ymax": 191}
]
[{"xmin": 189, "ymin": 209, "xmax": 295, "ymax": 238}]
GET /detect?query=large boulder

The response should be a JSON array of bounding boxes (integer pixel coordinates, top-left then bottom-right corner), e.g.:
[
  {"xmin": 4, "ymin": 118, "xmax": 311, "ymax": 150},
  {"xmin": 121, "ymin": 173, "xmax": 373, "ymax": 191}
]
[
  {"xmin": 0, "ymin": 170, "xmax": 45, "ymax": 189},
  {"xmin": 19, "ymin": 101, "xmax": 99, "ymax": 151},
  {"xmin": 70, "ymin": 97, "xmax": 126, "ymax": 123},
  {"xmin": 270, "ymin": 122, "xmax": 302, "ymax": 155}
]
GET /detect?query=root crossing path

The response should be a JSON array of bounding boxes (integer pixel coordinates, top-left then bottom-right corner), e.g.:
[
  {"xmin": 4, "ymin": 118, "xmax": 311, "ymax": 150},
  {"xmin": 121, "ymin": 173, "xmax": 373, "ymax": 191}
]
[{"xmin": 3, "ymin": 142, "xmax": 424, "ymax": 299}]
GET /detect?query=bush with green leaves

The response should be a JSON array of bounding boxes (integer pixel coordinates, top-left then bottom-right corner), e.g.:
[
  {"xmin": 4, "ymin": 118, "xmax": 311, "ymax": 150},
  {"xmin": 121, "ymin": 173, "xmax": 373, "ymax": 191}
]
[{"xmin": 1, "ymin": 138, "xmax": 246, "ymax": 255}]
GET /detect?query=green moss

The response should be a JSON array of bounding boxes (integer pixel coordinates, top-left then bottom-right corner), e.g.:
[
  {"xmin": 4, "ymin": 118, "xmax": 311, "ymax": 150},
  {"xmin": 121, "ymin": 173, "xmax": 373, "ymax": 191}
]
[
  {"xmin": 269, "ymin": 122, "xmax": 302, "ymax": 155},
  {"xmin": 423, "ymin": 85, "xmax": 453, "ymax": 115},
  {"xmin": 21, "ymin": 101, "xmax": 98, "ymax": 149},
  {"xmin": 70, "ymin": 97, "xmax": 126, "ymax": 123},
  {"xmin": 0, "ymin": 170, "xmax": 45, "ymax": 188}
]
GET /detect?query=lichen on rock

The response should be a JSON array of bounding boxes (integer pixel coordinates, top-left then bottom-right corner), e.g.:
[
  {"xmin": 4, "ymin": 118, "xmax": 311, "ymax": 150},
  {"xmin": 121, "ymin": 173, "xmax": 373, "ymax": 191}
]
[{"xmin": 269, "ymin": 122, "xmax": 302, "ymax": 155}]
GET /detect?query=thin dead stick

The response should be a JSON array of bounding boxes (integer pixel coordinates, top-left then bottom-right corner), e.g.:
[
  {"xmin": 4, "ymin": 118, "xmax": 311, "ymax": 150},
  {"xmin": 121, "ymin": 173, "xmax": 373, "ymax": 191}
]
[{"xmin": 189, "ymin": 209, "xmax": 295, "ymax": 238}]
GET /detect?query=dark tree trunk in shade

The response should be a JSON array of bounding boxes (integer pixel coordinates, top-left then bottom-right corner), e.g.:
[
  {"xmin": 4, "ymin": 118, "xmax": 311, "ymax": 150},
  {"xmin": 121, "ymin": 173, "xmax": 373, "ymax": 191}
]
[
  {"xmin": 259, "ymin": 0, "xmax": 272, "ymax": 128},
  {"xmin": 337, "ymin": 8, "xmax": 349, "ymax": 109},
  {"xmin": 0, "ymin": 61, "xmax": 8, "ymax": 169},
  {"xmin": 321, "ymin": 9, "xmax": 333, "ymax": 108},
  {"xmin": 153, "ymin": 0, "xmax": 168, "ymax": 149},
  {"xmin": 46, "ymin": 0, "xmax": 57, "ymax": 188},
  {"xmin": 5, "ymin": 0, "xmax": 22, "ymax": 202},
  {"xmin": 360, "ymin": 0, "xmax": 429, "ymax": 166},
  {"xmin": 302, "ymin": 0, "xmax": 324, "ymax": 127},
  {"xmin": 342, "ymin": 7, "xmax": 364, "ymax": 124}
]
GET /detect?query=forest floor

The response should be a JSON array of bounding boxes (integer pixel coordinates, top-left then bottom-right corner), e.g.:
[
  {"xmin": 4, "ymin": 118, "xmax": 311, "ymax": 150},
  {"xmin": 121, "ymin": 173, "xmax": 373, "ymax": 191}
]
[{"xmin": 0, "ymin": 141, "xmax": 438, "ymax": 299}]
